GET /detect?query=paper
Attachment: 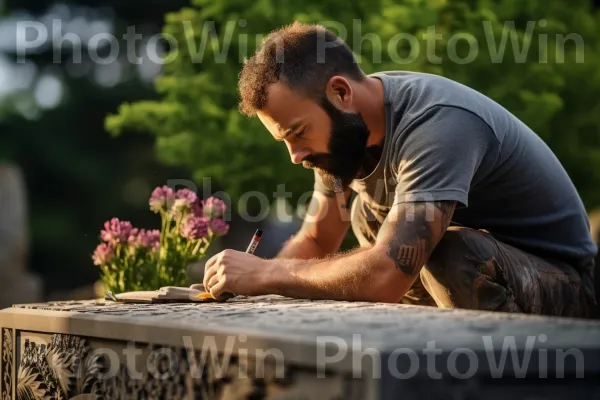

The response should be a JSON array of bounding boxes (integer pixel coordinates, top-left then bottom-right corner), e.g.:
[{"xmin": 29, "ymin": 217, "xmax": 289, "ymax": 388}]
[{"xmin": 104, "ymin": 286, "xmax": 217, "ymax": 303}]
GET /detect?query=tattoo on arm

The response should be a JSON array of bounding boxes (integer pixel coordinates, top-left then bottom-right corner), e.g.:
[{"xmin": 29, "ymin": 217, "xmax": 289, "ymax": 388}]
[
  {"xmin": 384, "ymin": 201, "xmax": 456, "ymax": 276},
  {"xmin": 435, "ymin": 201, "xmax": 455, "ymax": 236}
]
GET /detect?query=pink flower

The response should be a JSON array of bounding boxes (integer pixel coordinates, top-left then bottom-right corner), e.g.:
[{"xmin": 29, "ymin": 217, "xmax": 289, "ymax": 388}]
[
  {"xmin": 149, "ymin": 185, "xmax": 175, "ymax": 213},
  {"xmin": 129, "ymin": 229, "xmax": 160, "ymax": 250},
  {"xmin": 209, "ymin": 218, "xmax": 229, "ymax": 236},
  {"xmin": 203, "ymin": 197, "xmax": 227, "ymax": 218},
  {"xmin": 92, "ymin": 243, "xmax": 114, "ymax": 266},
  {"xmin": 173, "ymin": 189, "xmax": 198, "ymax": 213},
  {"xmin": 191, "ymin": 202, "xmax": 203, "ymax": 218},
  {"xmin": 100, "ymin": 218, "xmax": 134, "ymax": 245},
  {"xmin": 180, "ymin": 216, "xmax": 209, "ymax": 240},
  {"xmin": 141, "ymin": 229, "xmax": 161, "ymax": 249}
]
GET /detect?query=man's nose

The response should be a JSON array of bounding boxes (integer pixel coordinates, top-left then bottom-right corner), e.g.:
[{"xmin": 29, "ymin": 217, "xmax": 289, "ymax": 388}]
[{"xmin": 286, "ymin": 142, "xmax": 311, "ymax": 164}]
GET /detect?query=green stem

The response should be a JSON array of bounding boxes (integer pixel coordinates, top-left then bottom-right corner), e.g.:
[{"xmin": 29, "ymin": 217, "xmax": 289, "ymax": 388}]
[
  {"xmin": 157, "ymin": 211, "xmax": 170, "ymax": 288},
  {"xmin": 202, "ymin": 234, "xmax": 214, "ymax": 255},
  {"xmin": 181, "ymin": 240, "xmax": 195, "ymax": 265},
  {"xmin": 191, "ymin": 240, "xmax": 202, "ymax": 256},
  {"xmin": 119, "ymin": 268, "xmax": 124, "ymax": 293},
  {"xmin": 174, "ymin": 213, "xmax": 184, "ymax": 237},
  {"xmin": 123, "ymin": 253, "xmax": 129, "ymax": 292}
]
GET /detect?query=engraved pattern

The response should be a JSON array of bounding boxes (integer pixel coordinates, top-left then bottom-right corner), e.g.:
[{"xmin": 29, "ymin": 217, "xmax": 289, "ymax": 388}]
[
  {"xmin": 7, "ymin": 298, "xmax": 600, "ymax": 399},
  {"xmin": 13, "ymin": 331, "xmax": 352, "ymax": 399},
  {"xmin": 2, "ymin": 328, "xmax": 13, "ymax": 400}
]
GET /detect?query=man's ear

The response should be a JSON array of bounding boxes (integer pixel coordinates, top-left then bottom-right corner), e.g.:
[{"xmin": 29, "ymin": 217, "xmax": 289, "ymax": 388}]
[{"xmin": 325, "ymin": 76, "xmax": 354, "ymax": 111}]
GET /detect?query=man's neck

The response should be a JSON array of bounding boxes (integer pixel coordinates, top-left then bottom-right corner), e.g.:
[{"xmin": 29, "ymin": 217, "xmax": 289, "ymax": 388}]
[
  {"xmin": 357, "ymin": 144, "xmax": 384, "ymax": 179},
  {"xmin": 354, "ymin": 76, "xmax": 387, "ymax": 178},
  {"xmin": 355, "ymin": 76, "xmax": 387, "ymax": 148}
]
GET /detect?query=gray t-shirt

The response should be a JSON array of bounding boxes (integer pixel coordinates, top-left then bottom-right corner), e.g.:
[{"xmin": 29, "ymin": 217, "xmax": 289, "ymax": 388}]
[{"xmin": 315, "ymin": 71, "xmax": 597, "ymax": 272}]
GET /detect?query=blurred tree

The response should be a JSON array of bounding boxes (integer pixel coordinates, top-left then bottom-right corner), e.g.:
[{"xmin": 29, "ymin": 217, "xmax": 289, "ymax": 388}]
[
  {"xmin": 0, "ymin": 0, "xmax": 190, "ymax": 295},
  {"xmin": 106, "ymin": 0, "xmax": 600, "ymax": 213},
  {"xmin": 0, "ymin": 77, "xmax": 190, "ymax": 294}
]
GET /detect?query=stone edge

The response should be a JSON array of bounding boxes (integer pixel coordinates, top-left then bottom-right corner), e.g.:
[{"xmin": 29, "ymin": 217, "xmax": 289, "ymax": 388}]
[{"xmin": 0, "ymin": 307, "xmax": 381, "ymax": 399}]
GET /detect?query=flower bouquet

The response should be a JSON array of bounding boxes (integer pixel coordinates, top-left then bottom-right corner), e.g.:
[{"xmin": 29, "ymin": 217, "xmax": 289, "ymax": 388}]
[{"xmin": 92, "ymin": 186, "xmax": 229, "ymax": 294}]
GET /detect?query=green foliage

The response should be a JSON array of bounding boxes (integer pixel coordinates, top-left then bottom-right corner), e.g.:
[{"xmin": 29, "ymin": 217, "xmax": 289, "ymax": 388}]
[
  {"xmin": 0, "ymin": 0, "xmax": 203, "ymax": 296},
  {"xmin": 105, "ymin": 0, "xmax": 600, "ymax": 209}
]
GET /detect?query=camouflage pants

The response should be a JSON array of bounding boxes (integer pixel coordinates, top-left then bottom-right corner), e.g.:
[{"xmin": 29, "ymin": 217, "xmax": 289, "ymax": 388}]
[{"xmin": 351, "ymin": 197, "xmax": 597, "ymax": 318}]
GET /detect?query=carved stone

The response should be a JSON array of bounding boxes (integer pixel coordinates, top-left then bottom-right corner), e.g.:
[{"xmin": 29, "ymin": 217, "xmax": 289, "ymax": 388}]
[
  {"xmin": 1, "ymin": 328, "xmax": 13, "ymax": 400},
  {"xmin": 0, "ymin": 164, "xmax": 42, "ymax": 309},
  {"xmin": 2, "ymin": 296, "xmax": 600, "ymax": 398}
]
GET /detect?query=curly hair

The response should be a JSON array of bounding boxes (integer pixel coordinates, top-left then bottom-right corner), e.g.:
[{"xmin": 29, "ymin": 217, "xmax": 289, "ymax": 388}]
[{"xmin": 237, "ymin": 21, "xmax": 366, "ymax": 117}]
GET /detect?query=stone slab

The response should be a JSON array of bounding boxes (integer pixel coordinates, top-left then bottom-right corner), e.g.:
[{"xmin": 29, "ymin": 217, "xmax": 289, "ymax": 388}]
[{"xmin": 2, "ymin": 296, "xmax": 600, "ymax": 399}]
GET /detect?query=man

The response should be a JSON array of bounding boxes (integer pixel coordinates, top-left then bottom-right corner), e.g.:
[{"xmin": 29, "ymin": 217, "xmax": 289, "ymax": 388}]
[{"xmin": 202, "ymin": 22, "xmax": 597, "ymax": 317}]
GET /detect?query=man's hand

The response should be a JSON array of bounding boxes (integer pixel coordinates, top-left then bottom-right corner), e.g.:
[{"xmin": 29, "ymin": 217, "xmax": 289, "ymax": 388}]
[{"xmin": 202, "ymin": 250, "xmax": 274, "ymax": 299}]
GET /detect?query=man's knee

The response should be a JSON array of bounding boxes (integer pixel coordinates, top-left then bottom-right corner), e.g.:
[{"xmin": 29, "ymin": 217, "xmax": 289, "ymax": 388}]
[
  {"xmin": 420, "ymin": 227, "xmax": 516, "ymax": 311},
  {"xmin": 424, "ymin": 227, "xmax": 495, "ymax": 277},
  {"xmin": 420, "ymin": 227, "xmax": 485, "ymax": 293}
]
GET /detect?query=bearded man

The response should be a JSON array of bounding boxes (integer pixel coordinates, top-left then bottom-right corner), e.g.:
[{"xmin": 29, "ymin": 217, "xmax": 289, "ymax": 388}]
[{"xmin": 202, "ymin": 22, "xmax": 597, "ymax": 318}]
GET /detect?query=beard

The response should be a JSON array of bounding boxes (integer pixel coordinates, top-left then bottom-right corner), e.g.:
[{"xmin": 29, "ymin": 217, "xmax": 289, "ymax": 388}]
[{"xmin": 302, "ymin": 99, "xmax": 370, "ymax": 192}]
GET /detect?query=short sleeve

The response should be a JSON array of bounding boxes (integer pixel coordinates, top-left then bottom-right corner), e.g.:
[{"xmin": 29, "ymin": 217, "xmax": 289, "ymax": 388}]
[{"xmin": 392, "ymin": 106, "xmax": 500, "ymax": 207}]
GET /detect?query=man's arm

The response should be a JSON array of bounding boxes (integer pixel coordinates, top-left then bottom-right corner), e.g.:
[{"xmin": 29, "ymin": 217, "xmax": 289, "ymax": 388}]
[
  {"xmin": 266, "ymin": 201, "xmax": 456, "ymax": 302},
  {"xmin": 276, "ymin": 189, "xmax": 352, "ymax": 259}
]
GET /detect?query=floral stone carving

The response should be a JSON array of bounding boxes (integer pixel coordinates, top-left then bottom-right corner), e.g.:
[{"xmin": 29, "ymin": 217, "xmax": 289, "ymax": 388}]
[
  {"xmin": 14, "ymin": 332, "xmax": 353, "ymax": 400},
  {"xmin": 2, "ymin": 328, "xmax": 13, "ymax": 400}
]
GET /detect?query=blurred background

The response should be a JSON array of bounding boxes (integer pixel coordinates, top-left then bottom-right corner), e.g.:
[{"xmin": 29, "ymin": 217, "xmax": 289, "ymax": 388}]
[{"xmin": 1, "ymin": 0, "xmax": 599, "ymax": 307}]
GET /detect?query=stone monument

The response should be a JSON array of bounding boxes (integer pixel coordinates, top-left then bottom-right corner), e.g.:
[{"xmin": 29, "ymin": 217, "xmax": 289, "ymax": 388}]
[{"xmin": 0, "ymin": 164, "xmax": 42, "ymax": 309}]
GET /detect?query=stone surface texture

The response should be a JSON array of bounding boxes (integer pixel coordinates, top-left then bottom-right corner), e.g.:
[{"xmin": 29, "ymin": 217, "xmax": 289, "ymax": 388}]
[
  {"xmin": 2, "ymin": 296, "xmax": 600, "ymax": 399},
  {"xmin": 10, "ymin": 295, "xmax": 600, "ymax": 351}
]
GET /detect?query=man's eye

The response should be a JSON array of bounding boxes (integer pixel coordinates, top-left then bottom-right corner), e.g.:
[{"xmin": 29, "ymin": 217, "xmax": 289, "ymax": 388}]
[{"xmin": 295, "ymin": 128, "xmax": 306, "ymax": 137}]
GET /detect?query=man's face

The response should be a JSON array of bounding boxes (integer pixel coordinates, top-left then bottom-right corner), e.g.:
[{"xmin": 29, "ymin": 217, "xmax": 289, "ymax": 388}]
[{"xmin": 257, "ymin": 81, "xmax": 369, "ymax": 191}]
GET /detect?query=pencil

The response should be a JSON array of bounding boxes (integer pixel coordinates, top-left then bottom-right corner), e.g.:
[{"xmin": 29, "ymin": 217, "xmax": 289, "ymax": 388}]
[{"xmin": 245, "ymin": 229, "xmax": 263, "ymax": 254}]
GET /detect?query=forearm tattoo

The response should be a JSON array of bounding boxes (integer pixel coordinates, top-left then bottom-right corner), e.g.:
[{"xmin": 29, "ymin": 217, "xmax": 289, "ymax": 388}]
[{"xmin": 385, "ymin": 201, "xmax": 455, "ymax": 276}]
